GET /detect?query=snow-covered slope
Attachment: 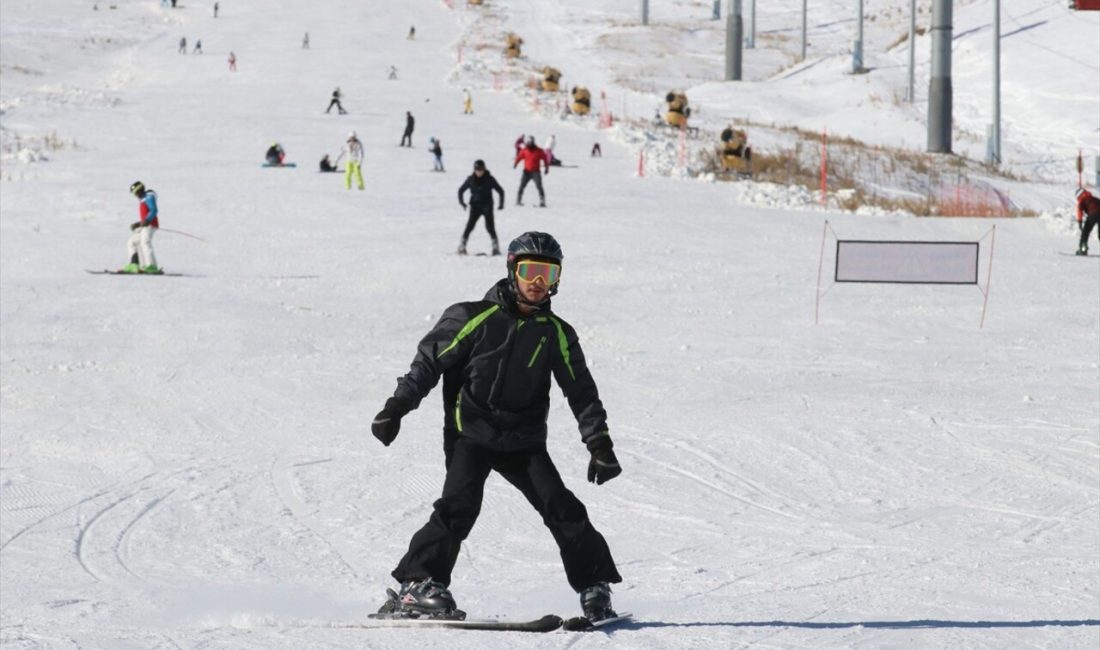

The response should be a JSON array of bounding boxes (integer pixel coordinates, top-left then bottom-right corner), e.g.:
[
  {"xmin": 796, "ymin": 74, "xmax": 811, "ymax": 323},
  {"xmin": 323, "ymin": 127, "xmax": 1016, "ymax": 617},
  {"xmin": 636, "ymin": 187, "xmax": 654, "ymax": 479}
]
[{"xmin": 1, "ymin": 1, "xmax": 1097, "ymax": 648}]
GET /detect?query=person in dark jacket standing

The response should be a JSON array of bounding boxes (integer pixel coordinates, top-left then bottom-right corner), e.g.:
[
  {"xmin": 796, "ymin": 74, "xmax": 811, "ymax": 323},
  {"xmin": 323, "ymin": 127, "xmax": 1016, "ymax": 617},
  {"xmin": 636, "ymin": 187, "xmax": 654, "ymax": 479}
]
[
  {"xmin": 401, "ymin": 111, "xmax": 415, "ymax": 147},
  {"xmin": 1074, "ymin": 187, "xmax": 1100, "ymax": 255},
  {"xmin": 370, "ymin": 232, "xmax": 623, "ymax": 623},
  {"xmin": 456, "ymin": 160, "xmax": 504, "ymax": 255},
  {"xmin": 326, "ymin": 87, "xmax": 347, "ymax": 115}
]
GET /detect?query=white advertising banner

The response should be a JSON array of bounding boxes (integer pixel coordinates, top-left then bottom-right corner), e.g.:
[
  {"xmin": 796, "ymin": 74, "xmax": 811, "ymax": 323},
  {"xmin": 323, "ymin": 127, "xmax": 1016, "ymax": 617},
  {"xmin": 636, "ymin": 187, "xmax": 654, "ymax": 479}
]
[{"xmin": 835, "ymin": 240, "xmax": 979, "ymax": 285}]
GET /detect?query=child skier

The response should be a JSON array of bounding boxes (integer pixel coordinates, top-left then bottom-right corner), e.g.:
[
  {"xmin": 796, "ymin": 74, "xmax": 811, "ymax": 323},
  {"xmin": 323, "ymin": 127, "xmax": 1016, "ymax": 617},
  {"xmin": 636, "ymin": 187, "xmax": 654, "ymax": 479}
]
[
  {"xmin": 455, "ymin": 159, "xmax": 504, "ymax": 255},
  {"xmin": 122, "ymin": 181, "xmax": 160, "ymax": 274},
  {"xmin": 370, "ymin": 231, "xmax": 623, "ymax": 622}
]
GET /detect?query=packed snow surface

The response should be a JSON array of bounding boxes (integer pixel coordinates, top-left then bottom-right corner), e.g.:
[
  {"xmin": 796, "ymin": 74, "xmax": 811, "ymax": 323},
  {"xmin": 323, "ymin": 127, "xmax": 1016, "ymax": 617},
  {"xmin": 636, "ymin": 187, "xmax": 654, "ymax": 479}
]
[{"xmin": 1, "ymin": 1, "xmax": 1098, "ymax": 648}]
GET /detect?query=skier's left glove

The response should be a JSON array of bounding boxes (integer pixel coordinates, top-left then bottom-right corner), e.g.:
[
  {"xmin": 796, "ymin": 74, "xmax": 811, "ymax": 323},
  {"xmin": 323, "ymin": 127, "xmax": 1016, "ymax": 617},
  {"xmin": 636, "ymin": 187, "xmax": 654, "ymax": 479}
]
[
  {"xmin": 130, "ymin": 222, "xmax": 142, "ymax": 231},
  {"xmin": 460, "ymin": 202, "xmax": 467, "ymax": 209},
  {"xmin": 371, "ymin": 396, "xmax": 411, "ymax": 446},
  {"xmin": 586, "ymin": 436, "xmax": 622, "ymax": 485}
]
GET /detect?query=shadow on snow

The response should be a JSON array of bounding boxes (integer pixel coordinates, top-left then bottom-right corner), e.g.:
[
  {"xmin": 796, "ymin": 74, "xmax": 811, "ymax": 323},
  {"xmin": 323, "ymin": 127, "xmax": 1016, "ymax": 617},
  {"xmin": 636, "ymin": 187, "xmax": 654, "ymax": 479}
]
[{"xmin": 623, "ymin": 619, "xmax": 1100, "ymax": 631}]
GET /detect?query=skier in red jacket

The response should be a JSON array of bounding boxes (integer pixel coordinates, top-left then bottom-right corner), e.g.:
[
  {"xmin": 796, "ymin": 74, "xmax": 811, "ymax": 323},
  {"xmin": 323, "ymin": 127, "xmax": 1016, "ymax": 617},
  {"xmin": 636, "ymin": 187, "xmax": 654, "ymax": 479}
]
[
  {"xmin": 1075, "ymin": 187, "xmax": 1100, "ymax": 255},
  {"xmin": 513, "ymin": 136, "xmax": 549, "ymax": 207}
]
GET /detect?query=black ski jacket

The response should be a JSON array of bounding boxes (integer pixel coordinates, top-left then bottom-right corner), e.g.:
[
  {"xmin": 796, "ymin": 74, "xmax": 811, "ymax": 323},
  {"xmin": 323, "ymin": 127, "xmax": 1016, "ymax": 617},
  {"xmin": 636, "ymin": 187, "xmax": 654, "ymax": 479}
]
[
  {"xmin": 458, "ymin": 172, "xmax": 505, "ymax": 209},
  {"xmin": 391, "ymin": 279, "xmax": 609, "ymax": 452}
]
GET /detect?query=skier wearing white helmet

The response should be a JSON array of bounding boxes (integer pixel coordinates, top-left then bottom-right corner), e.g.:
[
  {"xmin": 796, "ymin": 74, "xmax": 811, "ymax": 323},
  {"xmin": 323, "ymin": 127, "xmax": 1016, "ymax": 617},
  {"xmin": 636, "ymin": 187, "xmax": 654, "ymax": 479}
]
[{"xmin": 335, "ymin": 131, "xmax": 364, "ymax": 190}]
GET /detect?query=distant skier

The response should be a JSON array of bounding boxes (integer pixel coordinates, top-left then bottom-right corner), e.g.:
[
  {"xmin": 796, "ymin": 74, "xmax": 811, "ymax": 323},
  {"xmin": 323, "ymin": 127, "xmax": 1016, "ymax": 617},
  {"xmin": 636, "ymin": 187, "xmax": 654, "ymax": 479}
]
[
  {"xmin": 213, "ymin": 2, "xmax": 219, "ymax": 18},
  {"xmin": 543, "ymin": 134, "xmax": 560, "ymax": 167},
  {"xmin": 122, "ymin": 181, "xmax": 160, "ymax": 274},
  {"xmin": 513, "ymin": 136, "xmax": 548, "ymax": 207},
  {"xmin": 463, "ymin": 88, "xmax": 473, "ymax": 115},
  {"xmin": 265, "ymin": 142, "xmax": 286, "ymax": 166},
  {"xmin": 228, "ymin": 51, "xmax": 237, "ymax": 71},
  {"xmin": 336, "ymin": 131, "xmax": 365, "ymax": 190},
  {"xmin": 368, "ymin": 231, "xmax": 623, "ymax": 622},
  {"xmin": 178, "ymin": 37, "xmax": 187, "ymax": 54},
  {"xmin": 388, "ymin": 65, "xmax": 399, "ymax": 80},
  {"xmin": 591, "ymin": 142, "xmax": 602, "ymax": 157},
  {"xmin": 1075, "ymin": 187, "xmax": 1100, "ymax": 256},
  {"xmin": 456, "ymin": 159, "xmax": 504, "ymax": 255},
  {"xmin": 193, "ymin": 39, "xmax": 202, "ymax": 54},
  {"xmin": 401, "ymin": 111, "xmax": 415, "ymax": 147},
  {"xmin": 407, "ymin": 25, "xmax": 416, "ymax": 40},
  {"xmin": 302, "ymin": 32, "xmax": 310, "ymax": 49},
  {"xmin": 319, "ymin": 154, "xmax": 339, "ymax": 173},
  {"xmin": 326, "ymin": 87, "xmax": 347, "ymax": 115},
  {"xmin": 429, "ymin": 137, "xmax": 444, "ymax": 172}
]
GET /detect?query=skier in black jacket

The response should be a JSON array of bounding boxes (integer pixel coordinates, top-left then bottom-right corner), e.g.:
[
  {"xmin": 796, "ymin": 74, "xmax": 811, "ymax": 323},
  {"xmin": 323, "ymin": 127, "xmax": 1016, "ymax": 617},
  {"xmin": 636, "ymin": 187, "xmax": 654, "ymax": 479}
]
[
  {"xmin": 371, "ymin": 232, "xmax": 623, "ymax": 622},
  {"xmin": 456, "ymin": 159, "xmax": 504, "ymax": 255}
]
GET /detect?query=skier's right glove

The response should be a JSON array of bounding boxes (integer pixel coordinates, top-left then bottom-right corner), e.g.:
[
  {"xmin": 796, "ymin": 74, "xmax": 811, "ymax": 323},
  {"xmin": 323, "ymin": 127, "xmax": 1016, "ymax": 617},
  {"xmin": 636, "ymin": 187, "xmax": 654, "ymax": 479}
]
[
  {"xmin": 460, "ymin": 202, "xmax": 467, "ymax": 209},
  {"xmin": 371, "ymin": 396, "xmax": 411, "ymax": 446},
  {"xmin": 130, "ymin": 222, "xmax": 142, "ymax": 231},
  {"xmin": 586, "ymin": 436, "xmax": 622, "ymax": 485}
]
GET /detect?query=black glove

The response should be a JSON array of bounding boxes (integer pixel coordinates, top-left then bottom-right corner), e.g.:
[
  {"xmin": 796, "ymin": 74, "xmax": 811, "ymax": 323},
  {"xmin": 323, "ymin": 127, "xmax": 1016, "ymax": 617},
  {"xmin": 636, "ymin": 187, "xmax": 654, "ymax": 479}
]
[
  {"xmin": 371, "ymin": 397, "xmax": 411, "ymax": 446},
  {"xmin": 586, "ymin": 436, "xmax": 621, "ymax": 485},
  {"xmin": 130, "ymin": 222, "xmax": 142, "ymax": 231},
  {"xmin": 498, "ymin": 203, "xmax": 504, "ymax": 211},
  {"xmin": 460, "ymin": 202, "xmax": 467, "ymax": 209}
]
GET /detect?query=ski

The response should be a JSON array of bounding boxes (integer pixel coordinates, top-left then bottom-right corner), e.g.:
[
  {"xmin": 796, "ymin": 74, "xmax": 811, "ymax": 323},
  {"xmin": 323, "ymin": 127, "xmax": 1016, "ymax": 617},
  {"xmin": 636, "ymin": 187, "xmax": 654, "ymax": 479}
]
[
  {"xmin": 86, "ymin": 269, "xmax": 187, "ymax": 276},
  {"xmin": 362, "ymin": 613, "xmax": 563, "ymax": 632},
  {"xmin": 261, "ymin": 162, "xmax": 298, "ymax": 168},
  {"xmin": 1058, "ymin": 252, "xmax": 1099, "ymax": 258},
  {"xmin": 561, "ymin": 611, "xmax": 633, "ymax": 632}
]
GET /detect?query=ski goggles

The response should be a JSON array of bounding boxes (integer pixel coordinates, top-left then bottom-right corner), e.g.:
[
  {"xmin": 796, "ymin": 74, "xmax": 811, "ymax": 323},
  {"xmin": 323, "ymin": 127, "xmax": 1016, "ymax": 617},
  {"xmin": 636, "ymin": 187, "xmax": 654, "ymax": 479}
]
[{"xmin": 515, "ymin": 260, "xmax": 561, "ymax": 285}]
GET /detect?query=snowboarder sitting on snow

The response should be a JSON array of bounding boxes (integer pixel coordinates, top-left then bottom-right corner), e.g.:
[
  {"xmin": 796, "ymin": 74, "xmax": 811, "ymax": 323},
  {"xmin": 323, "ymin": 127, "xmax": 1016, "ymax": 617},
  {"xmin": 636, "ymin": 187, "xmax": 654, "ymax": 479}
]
[
  {"xmin": 513, "ymin": 136, "xmax": 548, "ymax": 207},
  {"xmin": 122, "ymin": 181, "xmax": 160, "ymax": 274},
  {"xmin": 319, "ymin": 154, "xmax": 339, "ymax": 172},
  {"xmin": 456, "ymin": 159, "xmax": 504, "ymax": 255},
  {"xmin": 370, "ymin": 231, "xmax": 623, "ymax": 622},
  {"xmin": 265, "ymin": 143, "xmax": 286, "ymax": 166},
  {"xmin": 1075, "ymin": 187, "xmax": 1100, "ymax": 256}
]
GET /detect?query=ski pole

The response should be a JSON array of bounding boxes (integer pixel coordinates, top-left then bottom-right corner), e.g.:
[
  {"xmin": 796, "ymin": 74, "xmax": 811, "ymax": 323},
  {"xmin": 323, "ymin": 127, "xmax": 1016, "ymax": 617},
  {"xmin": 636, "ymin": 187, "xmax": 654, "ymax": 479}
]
[{"xmin": 158, "ymin": 228, "xmax": 207, "ymax": 243}]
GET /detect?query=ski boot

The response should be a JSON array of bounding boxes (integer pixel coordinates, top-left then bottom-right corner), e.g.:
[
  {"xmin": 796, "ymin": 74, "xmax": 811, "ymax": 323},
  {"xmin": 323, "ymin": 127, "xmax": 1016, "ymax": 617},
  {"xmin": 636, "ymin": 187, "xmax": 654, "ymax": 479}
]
[
  {"xmin": 120, "ymin": 262, "xmax": 140, "ymax": 274},
  {"xmin": 373, "ymin": 578, "xmax": 464, "ymax": 620},
  {"xmin": 1077, "ymin": 244, "xmax": 1088, "ymax": 256},
  {"xmin": 579, "ymin": 582, "xmax": 617, "ymax": 622},
  {"xmin": 516, "ymin": 196, "xmax": 523, "ymax": 206},
  {"xmin": 538, "ymin": 197, "xmax": 546, "ymax": 208},
  {"xmin": 457, "ymin": 240, "xmax": 468, "ymax": 255},
  {"xmin": 140, "ymin": 265, "xmax": 162, "ymax": 274},
  {"xmin": 490, "ymin": 239, "xmax": 500, "ymax": 256}
]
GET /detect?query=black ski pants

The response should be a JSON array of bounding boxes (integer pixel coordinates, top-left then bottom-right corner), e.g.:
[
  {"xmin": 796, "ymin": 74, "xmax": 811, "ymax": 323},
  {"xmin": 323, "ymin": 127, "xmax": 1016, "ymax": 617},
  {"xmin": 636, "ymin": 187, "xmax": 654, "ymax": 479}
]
[
  {"xmin": 461, "ymin": 205, "xmax": 498, "ymax": 241},
  {"xmin": 401, "ymin": 129, "xmax": 413, "ymax": 147},
  {"xmin": 326, "ymin": 98, "xmax": 346, "ymax": 114},
  {"xmin": 516, "ymin": 170, "xmax": 544, "ymax": 203},
  {"xmin": 1080, "ymin": 211, "xmax": 1099, "ymax": 249},
  {"xmin": 392, "ymin": 435, "xmax": 621, "ymax": 592}
]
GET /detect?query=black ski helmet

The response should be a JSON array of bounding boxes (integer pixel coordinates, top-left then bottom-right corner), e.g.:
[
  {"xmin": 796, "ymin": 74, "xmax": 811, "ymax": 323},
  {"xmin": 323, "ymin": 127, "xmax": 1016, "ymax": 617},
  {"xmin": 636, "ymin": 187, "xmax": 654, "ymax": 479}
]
[
  {"xmin": 130, "ymin": 181, "xmax": 145, "ymax": 196},
  {"xmin": 507, "ymin": 231, "xmax": 563, "ymax": 297}
]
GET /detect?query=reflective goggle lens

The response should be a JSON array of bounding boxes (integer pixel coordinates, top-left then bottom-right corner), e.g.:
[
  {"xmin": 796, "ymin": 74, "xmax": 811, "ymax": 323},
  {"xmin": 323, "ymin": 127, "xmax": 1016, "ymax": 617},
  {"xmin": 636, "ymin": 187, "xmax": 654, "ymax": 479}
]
[{"xmin": 515, "ymin": 260, "xmax": 560, "ymax": 285}]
